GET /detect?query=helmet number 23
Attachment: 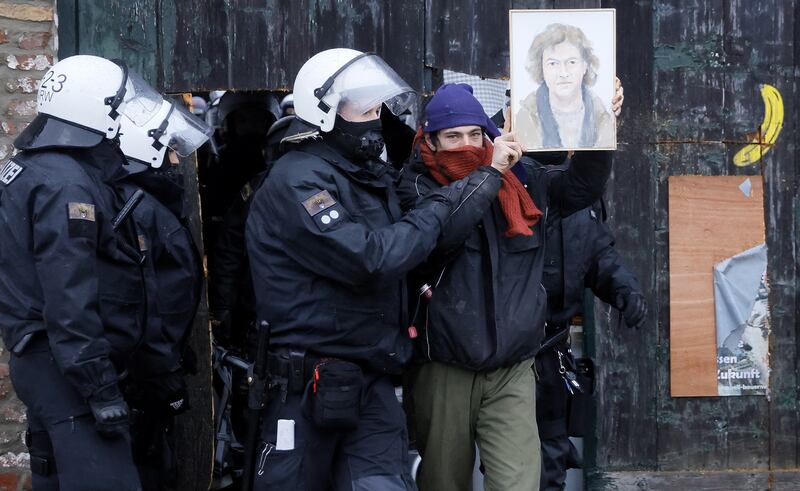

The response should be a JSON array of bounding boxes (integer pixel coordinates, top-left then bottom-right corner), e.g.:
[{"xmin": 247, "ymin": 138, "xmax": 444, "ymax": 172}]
[{"xmin": 40, "ymin": 71, "xmax": 67, "ymax": 93}]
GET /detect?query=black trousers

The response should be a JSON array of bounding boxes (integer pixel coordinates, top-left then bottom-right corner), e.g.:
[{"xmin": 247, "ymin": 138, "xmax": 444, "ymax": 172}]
[
  {"xmin": 254, "ymin": 372, "xmax": 416, "ymax": 491},
  {"xmin": 535, "ymin": 343, "xmax": 581, "ymax": 491},
  {"xmin": 9, "ymin": 340, "xmax": 142, "ymax": 491}
]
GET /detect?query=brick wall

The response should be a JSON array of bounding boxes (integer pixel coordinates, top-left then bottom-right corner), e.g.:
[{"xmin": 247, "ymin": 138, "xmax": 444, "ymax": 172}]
[{"xmin": 0, "ymin": 1, "xmax": 55, "ymax": 489}]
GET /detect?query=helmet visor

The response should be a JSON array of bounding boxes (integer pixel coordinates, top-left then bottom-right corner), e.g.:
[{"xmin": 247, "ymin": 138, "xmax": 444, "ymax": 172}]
[
  {"xmin": 331, "ymin": 54, "xmax": 416, "ymax": 117},
  {"xmin": 120, "ymin": 70, "xmax": 165, "ymax": 126},
  {"xmin": 162, "ymin": 103, "xmax": 214, "ymax": 156}
]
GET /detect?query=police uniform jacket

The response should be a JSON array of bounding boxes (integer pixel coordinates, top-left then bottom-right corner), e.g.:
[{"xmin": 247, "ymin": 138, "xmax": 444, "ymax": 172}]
[
  {"xmin": 0, "ymin": 142, "xmax": 145, "ymax": 399},
  {"xmin": 542, "ymin": 194, "xmax": 643, "ymax": 330},
  {"xmin": 397, "ymin": 151, "xmax": 612, "ymax": 371},
  {"xmin": 209, "ymin": 173, "xmax": 265, "ymax": 328},
  {"xmin": 245, "ymin": 141, "xmax": 454, "ymax": 374},
  {"xmin": 120, "ymin": 181, "xmax": 202, "ymax": 379}
]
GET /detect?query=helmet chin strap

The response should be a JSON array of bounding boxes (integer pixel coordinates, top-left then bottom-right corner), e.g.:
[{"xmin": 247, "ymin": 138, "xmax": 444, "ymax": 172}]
[
  {"xmin": 147, "ymin": 103, "xmax": 175, "ymax": 150},
  {"xmin": 105, "ymin": 59, "xmax": 129, "ymax": 120}
]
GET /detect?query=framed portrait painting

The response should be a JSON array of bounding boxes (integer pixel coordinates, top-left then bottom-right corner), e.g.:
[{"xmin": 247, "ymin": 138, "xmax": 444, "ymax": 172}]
[{"xmin": 510, "ymin": 9, "xmax": 616, "ymax": 151}]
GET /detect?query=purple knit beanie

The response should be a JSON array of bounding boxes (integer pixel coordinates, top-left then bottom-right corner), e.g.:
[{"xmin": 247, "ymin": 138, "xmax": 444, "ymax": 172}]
[{"xmin": 423, "ymin": 83, "xmax": 501, "ymax": 139}]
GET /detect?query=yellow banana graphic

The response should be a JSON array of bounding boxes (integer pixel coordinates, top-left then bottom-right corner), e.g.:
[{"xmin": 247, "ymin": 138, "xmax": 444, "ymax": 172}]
[{"xmin": 733, "ymin": 84, "xmax": 783, "ymax": 166}]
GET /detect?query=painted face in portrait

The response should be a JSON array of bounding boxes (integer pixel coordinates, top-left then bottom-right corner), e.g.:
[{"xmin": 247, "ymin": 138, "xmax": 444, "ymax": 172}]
[{"xmin": 541, "ymin": 41, "xmax": 587, "ymax": 101}]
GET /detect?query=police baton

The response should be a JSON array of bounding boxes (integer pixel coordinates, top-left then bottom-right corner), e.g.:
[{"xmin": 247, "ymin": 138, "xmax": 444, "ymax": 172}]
[
  {"xmin": 112, "ymin": 189, "xmax": 145, "ymax": 231},
  {"xmin": 241, "ymin": 320, "xmax": 270, "ymax": 491}
]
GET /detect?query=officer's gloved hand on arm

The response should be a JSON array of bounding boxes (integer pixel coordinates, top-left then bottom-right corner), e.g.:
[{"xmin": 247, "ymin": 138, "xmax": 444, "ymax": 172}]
[
  {"xmin": 88, "ymin": 385, "xmax": 130, "ymax": 439},
  {"xmin": 617, "ymin": 292, "xmax": 647, "ymax": 329},
  {"xmin": 147, "ymin": 370, "xmax": 190, "ymax": 415}
]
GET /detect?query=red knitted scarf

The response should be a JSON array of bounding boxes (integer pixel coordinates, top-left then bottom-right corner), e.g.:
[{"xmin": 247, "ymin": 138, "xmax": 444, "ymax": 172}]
[{"xmin": 414, "ymin": 129, "xmax": 542, "ymax": 237}]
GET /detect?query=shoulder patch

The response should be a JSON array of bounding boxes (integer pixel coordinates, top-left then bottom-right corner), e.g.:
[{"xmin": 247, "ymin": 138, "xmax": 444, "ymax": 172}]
[
  {"xmin": 311, "ymin": 202, "xmax": 347, "ymax": 232},
  {"xmin": 0, "ymin": 160, "xmax": 24, "ymax": 185},
  {"xmin": 67, "ymin": 202, "xmax": 96, "ymax": 222},
  {"xmin": 302, "ymin": 190, "xmax": 337, "ymax": 217},
  {"xmin": 67, "ymin": 202, "xmax": 97, "ymax": 239}
]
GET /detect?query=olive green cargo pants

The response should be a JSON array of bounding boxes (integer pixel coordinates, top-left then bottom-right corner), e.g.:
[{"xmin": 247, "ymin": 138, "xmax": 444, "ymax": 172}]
[{"xmin": 412, "ymin": 359, "xmax": 540, "ymax": 491}]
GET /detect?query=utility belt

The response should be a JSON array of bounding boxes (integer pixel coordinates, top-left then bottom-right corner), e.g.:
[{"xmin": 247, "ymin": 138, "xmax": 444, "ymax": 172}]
[
  {"xmin": 266, "ymin": 349, "xmax": 319, "ymax": 396},
  {"xmin": 537, "ymin": 322, "xmax": 570, "ymax": 357},
  {"xmin": 266, "ymin": 348, "xmax": 365, "ymax": 431}
]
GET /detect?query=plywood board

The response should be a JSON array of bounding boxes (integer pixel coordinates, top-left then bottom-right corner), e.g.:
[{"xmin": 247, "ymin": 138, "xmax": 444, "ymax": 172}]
[{"xmin": 668, "ymin": 176, "xmax": 765, "ymax": 397}]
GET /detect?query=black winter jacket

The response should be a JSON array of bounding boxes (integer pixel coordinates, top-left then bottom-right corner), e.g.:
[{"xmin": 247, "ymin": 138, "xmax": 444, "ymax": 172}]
[
  {"xmin": 0, "ymin": 142, "xmax": 145, "ymax": 399},
  {"xmin": 121, "ymin": 182, "xmax": 203, "ymax": 379},
  {"xmin": 397, "ymin": 151, "xmax": 612, "ymax": 371},
  {"xmin": 209, "ymin": 173, "xmax": 265, "ymax": 335},
  {"xmin": 543, "ymin": 196, "xmax": 643, "ymax": 330},
  {"xmin": 245, "ymin": 141, "xmax": 463, "ymax": 374}
]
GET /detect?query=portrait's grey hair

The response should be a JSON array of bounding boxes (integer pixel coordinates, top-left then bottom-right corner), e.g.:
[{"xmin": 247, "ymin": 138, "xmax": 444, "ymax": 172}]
[{"xmin": 525, "ymin": 23, "xmax": 599, "ymax": 87}]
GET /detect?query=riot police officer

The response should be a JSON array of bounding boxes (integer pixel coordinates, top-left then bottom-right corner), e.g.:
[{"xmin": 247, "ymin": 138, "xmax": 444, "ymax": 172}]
[
  {"xmin": 0, "ymin": 55, "xmax": 183, "ymax": 490},
  {"xmin": 244, "ymin": 48, "xmax": 465, "ymax": 490},
  {"xmin": 116, "ymin": 100, "xmax": 211, "ymax": 489},
  {"xmin": 537, "ymin": 158, "xmax": 647, "ymax": 490}
]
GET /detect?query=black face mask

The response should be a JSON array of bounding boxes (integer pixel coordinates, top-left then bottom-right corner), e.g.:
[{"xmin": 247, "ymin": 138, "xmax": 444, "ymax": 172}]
[{"xmin": 326, "ymin": 115, "xmax": 385, "ymax": 162}]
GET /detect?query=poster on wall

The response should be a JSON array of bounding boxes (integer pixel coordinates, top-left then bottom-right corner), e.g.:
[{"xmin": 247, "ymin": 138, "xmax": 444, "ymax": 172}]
[
  {"xmin": 509, "ymin": 9, "xmax": 616, "ymax": 152},
  {"xmin": 714, "ymin": 244, "xmax": 770, "ymax": 396}
]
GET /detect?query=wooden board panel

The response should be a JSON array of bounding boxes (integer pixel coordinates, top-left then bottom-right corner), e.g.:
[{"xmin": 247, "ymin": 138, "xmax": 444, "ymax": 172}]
[
  {"xmin": 166, "ymin": 0, "xmax": 426, "ymax": 92},
  {"xmin": 654, "ymin": 145, "xmax": 770, "ymax": 472},
  {"xmin": 75, "ymin": 0, "xmax": 160, "ymax": 85},
  {"xmin": 587, "ymin": 0, "xmax": 659, "ymax": 471},
  {"xmin": 425, "ymin": 0, "xmax": 513, "ymax": 78},
  {"xmin": 650, "ymin": 0, "xmax": 791, "ymax": 472},
  {"xmin": 173, "ymin": 152, "xmax": 214, "ymax": 491},
  {"xmin": 161, "ymin": 0, "xmax": 231, "ymax": 91},
  {"xmin": 668, "ymin": 175, "xmax": 765, "ymax": 396},
  {"xmin": 764, "ymin": 0, "xmax": 800, "ymax": 469},
  {"xmin": 587, "ymin": 470, "xmax": 800, "ymax": 491}
]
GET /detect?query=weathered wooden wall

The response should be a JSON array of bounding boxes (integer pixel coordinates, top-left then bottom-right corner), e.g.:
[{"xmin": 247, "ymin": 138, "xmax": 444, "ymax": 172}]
[
  {"xmin": 57, "ymin": 0, "xmax": 799, "ymax": 489},
  {"xmin": 59, "ymin": 0, "xmax": 426, "ymax": 92},
  {"xmin": 587, "ymin": 0, "xmax": 799, "ymax": 488}
]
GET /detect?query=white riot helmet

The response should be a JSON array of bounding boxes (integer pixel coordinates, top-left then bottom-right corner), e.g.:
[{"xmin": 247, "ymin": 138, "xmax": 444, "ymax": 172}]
[
  {"xmin": 15, "ymin": 55, "xmax": 164, "ymax": 150},
  {"xmin": 118, "ymin": 100, "xmax": 213, "ymax": 169},
  {"xmin": 292, "ymin": 48, "xmax": 415, "ymax": 132},
  {"xmin": 279, "ymin": 93, "xmax": 294, "ymax": 115}
]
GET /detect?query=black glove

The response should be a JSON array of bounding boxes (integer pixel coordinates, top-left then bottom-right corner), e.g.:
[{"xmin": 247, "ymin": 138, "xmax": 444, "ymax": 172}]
[
  {"xmin": 146, "ymin": 371, "xmax": 191, "ymax": 415},
  {"xmin": 163, "ymin": 385, "xmax": 190, "ymax": 415},
  {"xmin": 88, "ymin": 385, "xmax": 130, "ymax": 439},
  {"xmin": 618, "ymin": 292, "xmax": 647, "ymax": 329}
]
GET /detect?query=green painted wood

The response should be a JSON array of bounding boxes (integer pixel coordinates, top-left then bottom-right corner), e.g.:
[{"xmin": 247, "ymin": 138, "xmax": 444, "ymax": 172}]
[
  {"xmin": 57, "ymin": 0, "xmax": 78, "ymax": 59},
  {"xmin": 75, "ymin": 0, "xmax": 160, "ymax": 86}
]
